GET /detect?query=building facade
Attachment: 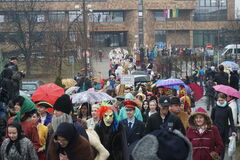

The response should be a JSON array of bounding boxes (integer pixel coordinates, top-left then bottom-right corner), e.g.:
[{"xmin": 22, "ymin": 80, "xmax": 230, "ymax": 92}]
[{"xmin": 0, "ymin": 0, "xmax": 238, "ymax": 54}]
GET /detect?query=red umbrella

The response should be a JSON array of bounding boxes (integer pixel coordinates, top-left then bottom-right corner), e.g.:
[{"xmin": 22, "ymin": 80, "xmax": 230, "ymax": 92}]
[
  {"xmin": 188, "ymin": 83, "xmax": 203, "ymax": 101},
  {"xmin": 32, "ymin": 83, "xmax": 64, "ymax": 112}
]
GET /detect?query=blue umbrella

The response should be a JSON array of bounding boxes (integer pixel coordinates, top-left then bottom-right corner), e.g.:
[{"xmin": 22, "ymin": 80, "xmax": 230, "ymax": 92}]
[
  {"xmin": 220, "ymin": 61, "xmax": 239, "ymax": 70},
  {"xmin": 155, "ymin": 78, "xmax": 185, "ymax": 87}
]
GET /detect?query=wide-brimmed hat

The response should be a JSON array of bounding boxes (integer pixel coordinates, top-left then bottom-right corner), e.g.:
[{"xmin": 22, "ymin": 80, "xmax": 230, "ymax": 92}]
[{"xmin": 188, "ymin": 107, "xmax": 212, "ymax": 128}]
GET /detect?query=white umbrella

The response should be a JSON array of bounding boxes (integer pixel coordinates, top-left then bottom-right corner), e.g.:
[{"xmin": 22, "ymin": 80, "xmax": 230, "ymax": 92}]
[
  {"xmin": 71, "ymin": 90, "xmax": 116, "ymax": 104},
  {"xmin": 65, "ymin": 86, "xmax": 80, "ymax": 95}
]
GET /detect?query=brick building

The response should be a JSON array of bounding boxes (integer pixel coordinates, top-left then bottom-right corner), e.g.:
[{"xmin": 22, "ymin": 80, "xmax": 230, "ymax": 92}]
[{"xmin": 0, "ymin": 0, "xmax": 239, "ymax": 53}]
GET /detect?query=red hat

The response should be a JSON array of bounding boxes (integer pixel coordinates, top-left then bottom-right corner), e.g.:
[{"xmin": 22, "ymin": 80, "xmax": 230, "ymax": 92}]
[{"xmin": 124, "ymin": 100, "xmax": 137, "ymax": 109}]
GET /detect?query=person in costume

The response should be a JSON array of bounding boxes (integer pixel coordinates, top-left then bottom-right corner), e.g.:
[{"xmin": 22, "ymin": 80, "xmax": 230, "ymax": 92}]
[{"xmin": 95, "ymin": 104, "xmax": 128, "ymax": 160}]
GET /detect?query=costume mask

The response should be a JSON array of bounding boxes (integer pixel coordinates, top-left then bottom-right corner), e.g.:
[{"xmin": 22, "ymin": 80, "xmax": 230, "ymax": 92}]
[{"xmin": 103, "ymin": 110, "xmax": 114, "ymax": 126}]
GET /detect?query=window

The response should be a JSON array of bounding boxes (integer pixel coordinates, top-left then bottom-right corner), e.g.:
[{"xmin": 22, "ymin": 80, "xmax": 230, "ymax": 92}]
[
  {"xmin": 155, "ymin": 30, "xmax": 166, "ymax": 43},
  {"xmin": 48, "ymin": 11, "xmax": 65, "ymax": 22},
  {"xmin": 194, "ymin": 0, "xmax": 227, "ymax": 21},
  {"xmin": 91, "ymin": 31, "xmax": 127, "ymax": 47},
  {"xmin": 154, "ymin": 11, "xmax": 165, "ymax": 21},
  {"xmin": 0, "ymin": 15, "xmax": 4, "ymax": 23},
  {"xmin": 69, "ymin": 31, "xmax": 77, "ymax": 42},
  {"xmin": 90, "ymin": 11, "xmax": 124, "ymax": 22},
  {"xmin": 69, "ymin": 11, "xmax": 82, "ymax": 22},
  {"xmin": 37, "ymin": 15, "xmax": 45, "ymax": 22},
  {"xmin": 193, "ymin": 30, "xmax": 218, "ymax": 47},
  {"xmin": 8, "ymin": 12, "xmax": 25, "ymax": 23}
]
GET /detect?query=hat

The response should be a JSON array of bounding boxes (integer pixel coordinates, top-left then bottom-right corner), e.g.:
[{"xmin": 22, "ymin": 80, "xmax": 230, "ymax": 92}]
[
  {"xmin": 132, "ymin": 129, "xmax": 192, "ymax": 160},
  {"xmin": 125, "ymin": 93, "xmax": 135, "ymax": 100},
  {"xmin": 188, "ymin": 107, "xmax": 212, "ymax": 128},
  {"xmin": 159, "ymin": 96, "xmax": 170, "ymax": 107},
  {"xmin": 36, "ymin": 101, "xmax": 53, "ymax": 108},
  {"xmin": 170, "ymin": 97, "xmax": 181, "ymax": 105},
  {"xmin": 91, "ymin": 104, "xmax": 100, "ymax": 110},
  {"xmin": 53, "ymin": 94, "xmax": 73, "ymax": 114},
  {"xmin": 124, "ymin": 100, "xmax": 137, "ymax": 110}
]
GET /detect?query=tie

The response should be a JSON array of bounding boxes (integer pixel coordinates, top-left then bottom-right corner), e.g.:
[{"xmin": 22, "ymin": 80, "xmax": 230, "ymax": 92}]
[{"xmin": 128, "ymin": 122, "xmax": 132, "ymax": 129}]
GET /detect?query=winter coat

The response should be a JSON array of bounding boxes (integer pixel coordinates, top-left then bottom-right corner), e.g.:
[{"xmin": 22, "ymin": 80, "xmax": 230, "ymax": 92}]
[
  {"xmin": 47, "ymin": 131, "xmax": 93, "ymax": 160},
  {"xmin": 119, "ymin": 107, "xmax": 143, "ymax": 122},
  {"xmin": 230, "ymin": 72, "xmax": 239, "ymax": 90},
  {"xmin": 7, "ymin": 117, "xmax": 41, "ymax": 151},
  {"xmin": 0, "ymin": 68, "xmax": 16, "ymax": 104},
  {"xmin": 187, "ymin": 107, "xmax": 224, "ymax": 160},
  {"xmin": 211, "ymin": 104, "xmax": 236, "ymax": 144},
  {"xmin": 214, "ymin": 71, "xmax": 229, "ymax": 85},
  {"xmin": 0, "ymin": 137, "xmax": 38, "ymax": 160},
  {"xmin": 95, "ymin": 122, "xmax": 128, "ymax": 160},
  {"xmin": 144, "ymin": 112, "xmax": 186, "ymax": 135},
  {"xmin": 228, "ymin": 99, "xmax": 238, "ymax": 126},
  {"xmin": 176, "ymin": 111, "xmax": 189, "ymax": 131},
  {"xmin": 187, "ymin": 126, "xmax": 223, "ymax": 160}
]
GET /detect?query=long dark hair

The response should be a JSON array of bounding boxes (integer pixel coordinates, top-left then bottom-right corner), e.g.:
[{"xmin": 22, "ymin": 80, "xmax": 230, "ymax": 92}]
[
  {"xmin": 6, "ymin": 122, "xmax": 25, "ymax": 155},
  {"xmin": 78, "ymin": 103, "xmax": 91, "ymax": 119}
]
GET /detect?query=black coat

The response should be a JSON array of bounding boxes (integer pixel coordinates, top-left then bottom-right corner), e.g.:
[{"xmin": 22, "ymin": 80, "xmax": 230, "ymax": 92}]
[
  {"xmin": 121, "ymin": 118, "xmax": 145, "ymax": 146},
  {"xmin": 95, "ymin": 122, "xmax": 128, "ymax": 160},
  {"xmin": 144, "ymin": 112, "xmax": 186, "ymax": 135},
  {"xmin": 214, "ymin": 71, "xmax": 229, "ymax": 85},
  {"xmin": 230, "ymin": 72, "xmax": 239, "ymax": 90},
  {"xmin": 211, "ymin": 105, "xmax": 236, "ymax": 144}
]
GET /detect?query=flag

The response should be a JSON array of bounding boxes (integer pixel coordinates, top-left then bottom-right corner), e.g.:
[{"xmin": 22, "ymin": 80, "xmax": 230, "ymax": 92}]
[
  {"xmin": 164, "ymin": 9, "xmax": 167, "ymax": 19},
  {"xmin": 176, "ymin": 9, "xmax": 179, "ymax": 18},
  {"xmin": 172, "ymin": 9, "xmax": 176, "ymax": 18},
  {"xmin": 167, "ymin": 9, "xmax": 171, "ymax": 19}
]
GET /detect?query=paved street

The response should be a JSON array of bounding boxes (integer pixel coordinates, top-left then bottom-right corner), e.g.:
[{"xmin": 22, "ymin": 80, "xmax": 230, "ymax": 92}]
[{"xmin": 92, "ymin": 56, "xmax": 109, "ymax": 78}]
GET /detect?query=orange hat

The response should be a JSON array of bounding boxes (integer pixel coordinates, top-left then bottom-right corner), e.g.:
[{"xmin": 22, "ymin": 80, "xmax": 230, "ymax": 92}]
[{"xmin": 124, "ymin": 100, "xmax": 137, "ymax": 109}]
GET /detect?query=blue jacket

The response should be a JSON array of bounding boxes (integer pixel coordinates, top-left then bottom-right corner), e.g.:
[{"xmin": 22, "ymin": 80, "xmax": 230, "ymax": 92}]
[{"xmin": 38, "ymin": 112, "xmax": 52, "ymax": 126}]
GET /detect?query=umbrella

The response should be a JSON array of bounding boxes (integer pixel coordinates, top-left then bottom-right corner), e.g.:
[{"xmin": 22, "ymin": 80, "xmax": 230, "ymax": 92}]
[
  {"xmin": 220, "ymin": 61, "xmax": 239, "ymax": 71},
  {"xmin": 71, "ymin": 90, "xmax": 116, "ymax": 104},
  {"xmin": 32, "ymin": 83, "xmax": 64, "ymax": 105},
  {"xmin": 188, "ymin": 83, "xmax": 203, "ymax": 101},
  {"xmin": 62, "ymin": 79, "xmax": 77, "ymax": 89},
  {"xmin": 65, "ymin": 86, "xmax": 80, "ymax": 95},
  {"xmin": 155, "ymin": 78, "xmax": 185, "ymax": 87},
  {"xmin": 213, "ymin": 85, "xmax": 240, "ymax": 98}
]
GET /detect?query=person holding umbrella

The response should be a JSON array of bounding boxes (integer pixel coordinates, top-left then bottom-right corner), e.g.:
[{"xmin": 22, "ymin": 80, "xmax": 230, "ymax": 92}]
[{"xmin": 211, "ymin": 93, "xmax": 237, "ymax": 160}]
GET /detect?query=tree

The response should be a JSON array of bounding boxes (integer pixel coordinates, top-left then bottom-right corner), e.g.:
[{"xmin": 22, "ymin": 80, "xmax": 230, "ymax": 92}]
[{"xmin": 0, "ymin": 0, "xmax": 47, "ymax": 76}]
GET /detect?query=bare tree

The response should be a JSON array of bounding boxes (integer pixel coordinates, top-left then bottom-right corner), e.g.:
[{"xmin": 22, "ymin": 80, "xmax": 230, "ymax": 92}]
[{"xmin": 0, "ymin": 0, "xmax": 47, "ymax": 76}]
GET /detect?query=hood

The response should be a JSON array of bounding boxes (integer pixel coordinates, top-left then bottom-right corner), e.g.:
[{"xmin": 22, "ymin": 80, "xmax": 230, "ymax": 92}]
[{"xmin": 188, "ymin": 107, "xmax": 212, "ymax": 128}]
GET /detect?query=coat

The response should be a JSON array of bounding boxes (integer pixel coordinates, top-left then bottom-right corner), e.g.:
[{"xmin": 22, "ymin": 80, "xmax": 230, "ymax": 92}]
[
  {"xmin": 187, "ymin": 108, "xmax": 224, "ymax": 160},
  {"xmin": 47, "ymin": 135, "xmax": 93, "ymax": 160},
  {"xmin": 230, "ymin": 72, "xmax": 239, "ymax": 90},
  {"xmin": 228, "ymin": 99, "xmax": 238, "ymax": 126},
  {"xmin": 211, "ymin": 105, "xmax": 236, "ymax": 144},
  {"xmin": 38, "ymin": 112, "xmax": 52, "ymax": 126},
  {"xmin": 95, "ymin": 122, "xmax": 128, "ymax": 160},
  {"xmin": 187, "ymin": 126, "xmax": 224, "ymax": 160},
  {"xmin": 121, "ymin": 118, "xmax": 145, "ymax": 146},
  {"xmin": 214, "ymin": 71, "xmax": 229, "ymax": 85},
  {"xmin": 0, "ymin": 137, "xmax": 38, "ymax": 160}
]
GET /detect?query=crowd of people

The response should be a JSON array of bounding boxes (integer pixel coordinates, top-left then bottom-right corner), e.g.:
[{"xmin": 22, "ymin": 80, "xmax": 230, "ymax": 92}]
[{"xmin": 0, "ymin": 55, "xmax": 239, "ymax": 160}]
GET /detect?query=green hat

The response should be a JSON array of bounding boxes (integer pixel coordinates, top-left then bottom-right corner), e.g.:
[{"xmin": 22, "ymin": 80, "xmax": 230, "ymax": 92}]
[{"xmin": 14, "ymin": 96, "xmax": 37, "ymax": 122}]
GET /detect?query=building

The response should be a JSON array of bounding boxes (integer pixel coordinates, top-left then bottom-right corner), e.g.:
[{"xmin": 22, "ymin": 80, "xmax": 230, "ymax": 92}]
[{"xmin": 0, "ymin": 0, "xmax": 239, "ymax": 55}]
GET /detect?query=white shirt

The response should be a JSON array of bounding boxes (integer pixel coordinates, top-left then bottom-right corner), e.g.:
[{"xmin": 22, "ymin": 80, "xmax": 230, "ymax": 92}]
[
  {"xmin": 40, "ymin": 115, "xmax": 46, "ymax": 125},
  {"xmin": 127, "ymin": 117, "xmax": 135, "ymax": 128}
]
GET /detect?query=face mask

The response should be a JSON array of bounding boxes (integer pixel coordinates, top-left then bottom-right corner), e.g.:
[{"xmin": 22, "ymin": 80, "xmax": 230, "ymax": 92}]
[
  {"xmin": 103, "ymin": 110, "xmax": 114, "ymax": 127},
  {"xmin": 217, "ymin": 101, "xmax": 227, "ymax": 107}
]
